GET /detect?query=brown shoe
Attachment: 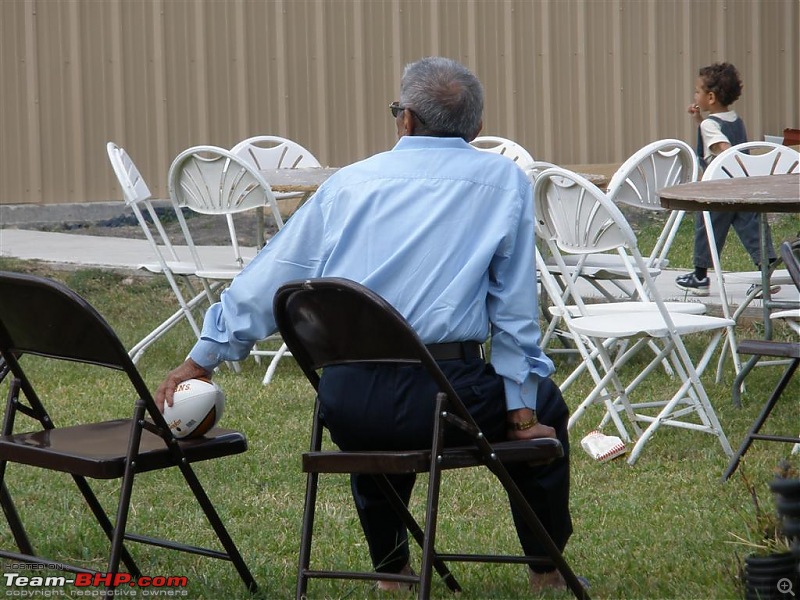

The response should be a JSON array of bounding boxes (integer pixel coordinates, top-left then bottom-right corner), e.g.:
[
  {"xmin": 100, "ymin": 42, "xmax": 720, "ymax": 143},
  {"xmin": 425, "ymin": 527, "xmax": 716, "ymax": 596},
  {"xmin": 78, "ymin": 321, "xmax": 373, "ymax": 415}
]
[
  {"xmin": 377, "ymin": 563, "xmax": 416, "ymax": 592},
  {"xmin": 529, "ymin": 568, "xmax": 566, "ymax": 592},
  {"xmin": 529, "ymin": 568, "xmax": 590, "ymax": 593}
]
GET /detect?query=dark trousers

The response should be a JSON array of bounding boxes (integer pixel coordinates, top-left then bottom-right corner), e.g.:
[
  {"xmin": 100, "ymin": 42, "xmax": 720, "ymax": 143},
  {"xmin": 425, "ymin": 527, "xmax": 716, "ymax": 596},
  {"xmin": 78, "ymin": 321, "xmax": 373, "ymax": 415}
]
[
  {"xmin": 693, "ymin": 211, "xmax": 775, "ymax": 269},
  {"xmin": 317, "ymin": 358, "xmax": 572, "ymax": 574}
]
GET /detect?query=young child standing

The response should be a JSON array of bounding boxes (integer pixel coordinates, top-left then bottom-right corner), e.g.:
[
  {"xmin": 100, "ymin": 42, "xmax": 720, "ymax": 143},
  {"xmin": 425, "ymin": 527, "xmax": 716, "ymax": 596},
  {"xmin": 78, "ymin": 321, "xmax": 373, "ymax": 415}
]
[{"xmin": 675, "ymin": 62, "xmax": 776, "ymax": 295}]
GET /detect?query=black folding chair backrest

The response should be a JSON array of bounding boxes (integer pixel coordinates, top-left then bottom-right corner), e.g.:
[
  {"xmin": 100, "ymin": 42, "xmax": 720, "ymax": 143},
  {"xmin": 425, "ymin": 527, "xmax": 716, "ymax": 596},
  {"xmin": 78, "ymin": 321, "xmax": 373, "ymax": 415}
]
[
  {"xmin": 0, "ymin": 270, "xmax": 152, "ymax": 411},
  {"xmin": 273, "ymin": 277, "xmax": 587, "ymax": 600},
  {"xmin": 782, "ymin": 240, "xmax": 800, "ymax": 292},
  {"xmin": 0, "ymin": 271, "xmax": 256, "ymax": 594},
  {"xmin": 274, "ymin": 276, "xmax": 460, "ymax": 400}
]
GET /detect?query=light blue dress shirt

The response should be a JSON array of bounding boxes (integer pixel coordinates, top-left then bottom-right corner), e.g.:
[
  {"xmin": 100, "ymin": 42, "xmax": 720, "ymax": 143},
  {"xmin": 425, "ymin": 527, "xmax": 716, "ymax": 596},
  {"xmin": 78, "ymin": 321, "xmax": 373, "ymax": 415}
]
[{"xmin": 190, "ymin": 135, "xmax": 554, "ymax": 410}]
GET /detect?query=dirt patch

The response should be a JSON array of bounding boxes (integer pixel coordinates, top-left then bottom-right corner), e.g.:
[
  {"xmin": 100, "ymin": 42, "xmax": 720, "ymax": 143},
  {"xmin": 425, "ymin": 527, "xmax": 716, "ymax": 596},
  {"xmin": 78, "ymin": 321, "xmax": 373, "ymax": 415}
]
[{"xmin": 33, "ymin": 208, "xmax": 280, "ymax": 247}]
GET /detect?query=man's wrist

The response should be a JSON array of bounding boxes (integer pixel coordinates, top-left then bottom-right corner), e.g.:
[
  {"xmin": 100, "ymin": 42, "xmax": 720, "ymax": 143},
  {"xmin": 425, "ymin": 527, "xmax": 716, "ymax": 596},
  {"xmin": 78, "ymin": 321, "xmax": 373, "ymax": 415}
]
[{"xmin": 507, "ymin": 409, "xmax": 538, "ymax": 431}]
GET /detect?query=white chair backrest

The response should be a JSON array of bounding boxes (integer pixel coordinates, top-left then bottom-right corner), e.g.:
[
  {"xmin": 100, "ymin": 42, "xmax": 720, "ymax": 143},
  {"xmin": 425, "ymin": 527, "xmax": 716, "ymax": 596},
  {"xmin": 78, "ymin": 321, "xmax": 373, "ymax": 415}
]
[
  {"xmin": 107, "ymin": 142, "xmax": 192, "ymax": 266},
  {"xmin": 607, "ymin": 139, "xmax": 699, "ymax": 210},
  {"xmin": 231, "ymin": 135, "xmax": 321, "ymax": 170},
  {"xmin": 526, "ymin": 161, "xmax": 559, "ymax": 182},
  {"xmin": 106, "ymin": 142, "xmax": 153, "ymax": 206},
  {"xmin": 533, "ymin": 168, "xmax": 637, "ymax": 256},
  {"xmin": 533, "ymin": 166, "xmax": 664, "ymax": 316},
  {"xmin": 470, "ymin": 135, "xmax": 535, "ymax": 169},
  {"xmin": 702, "ymin": 141, "xmax": 800, "ymax": 180},
  {"xmin": 169, "ymin": 145, "xmax": 282, "ymax": 223},
  {"xmin": 169, "ymin": 145, "xmax": 284, "ymax": 268}
]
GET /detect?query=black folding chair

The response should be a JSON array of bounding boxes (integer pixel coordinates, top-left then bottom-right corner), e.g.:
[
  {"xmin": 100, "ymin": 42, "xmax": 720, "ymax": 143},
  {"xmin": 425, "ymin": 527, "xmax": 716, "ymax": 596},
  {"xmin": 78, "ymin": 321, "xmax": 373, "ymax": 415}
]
[
  {"xmin": 0, "ymin": 271, "xmax": 257, "ymax": 595},
  {"xmin": 273, "ymin": 277, "xmax": 587, "ymax": 600},
  {"xmin": 722, "ymin": 240, "xmax": 800, "ymax": 481}
]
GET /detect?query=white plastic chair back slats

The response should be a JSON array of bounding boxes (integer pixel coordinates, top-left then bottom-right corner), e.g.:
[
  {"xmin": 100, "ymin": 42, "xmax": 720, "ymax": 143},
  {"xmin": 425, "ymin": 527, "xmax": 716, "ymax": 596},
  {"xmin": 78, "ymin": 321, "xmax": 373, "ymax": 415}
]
[
  {"xmin": 169, "ymin": 145, "xmax": 284, "ymax": 271},
  {"xmin": 171, "ymin": 147, "xmax": 278, "ymax": 216},
  {"xmin": 606, "ymin": 139, "xmax": 698, "ymax": 270},
  {"xmin": 702, "ymin": 142, "xmax": 800, "ymax": 180},
  {"xmin": 699, "ymin": 142, "xmax": 800, "ymax": 383},
  {"xmin": 469, "ymin": 135, "xmax": 535, "ymax": 170},
  {"xmin": 231, "ymin": 135, "xmax": 322, "ymax": 171},
  {"xmin": 535, "ymin": 171, "xmax": 636, "ymax": 256},
  {"xmin": 607, "ymin": 139, "xmax": 698, "ymax": 210}
]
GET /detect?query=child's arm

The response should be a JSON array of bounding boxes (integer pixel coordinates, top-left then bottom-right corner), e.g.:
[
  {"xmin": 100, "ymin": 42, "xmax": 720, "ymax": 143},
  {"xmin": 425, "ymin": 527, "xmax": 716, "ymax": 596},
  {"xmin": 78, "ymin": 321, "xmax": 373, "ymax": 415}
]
[{"xmin": 709, "ymin": 140, "xmax": 731, "ymax": 155}]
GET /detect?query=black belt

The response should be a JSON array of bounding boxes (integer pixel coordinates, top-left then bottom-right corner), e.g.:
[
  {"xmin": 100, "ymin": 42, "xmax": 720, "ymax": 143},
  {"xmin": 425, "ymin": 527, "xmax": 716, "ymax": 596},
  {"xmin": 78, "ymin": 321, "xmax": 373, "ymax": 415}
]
[{"xmin": 425, "ymin": 341, "xmax": 484, "ymax": 361}]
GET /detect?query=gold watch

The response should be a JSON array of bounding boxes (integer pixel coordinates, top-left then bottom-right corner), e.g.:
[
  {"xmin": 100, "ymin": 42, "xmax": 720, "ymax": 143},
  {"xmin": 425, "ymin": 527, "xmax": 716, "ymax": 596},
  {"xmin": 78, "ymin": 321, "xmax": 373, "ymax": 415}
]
[{"xmin": 508, "ymin": 411, "xmax": 538, "ymax": 431}]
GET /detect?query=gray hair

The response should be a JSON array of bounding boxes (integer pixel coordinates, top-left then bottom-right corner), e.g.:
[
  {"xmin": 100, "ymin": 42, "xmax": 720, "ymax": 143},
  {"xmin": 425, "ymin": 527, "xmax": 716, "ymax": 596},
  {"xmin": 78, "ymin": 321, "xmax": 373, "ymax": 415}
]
[{"xmin": 399, "ymin": 56, "xmax": 484, "ymax": 141}]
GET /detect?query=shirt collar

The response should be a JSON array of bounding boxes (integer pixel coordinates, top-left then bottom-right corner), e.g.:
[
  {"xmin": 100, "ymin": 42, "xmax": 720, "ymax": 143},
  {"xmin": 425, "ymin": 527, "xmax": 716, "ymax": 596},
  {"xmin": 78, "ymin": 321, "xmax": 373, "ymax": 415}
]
[{"xmin": 392, "ymin": 136, "xmax": 474, "ymax": 152}]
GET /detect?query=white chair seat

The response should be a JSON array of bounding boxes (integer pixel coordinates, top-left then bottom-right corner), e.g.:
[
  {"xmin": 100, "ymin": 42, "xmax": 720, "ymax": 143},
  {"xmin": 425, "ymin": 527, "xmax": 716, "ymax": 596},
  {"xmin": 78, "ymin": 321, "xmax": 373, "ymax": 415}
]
[
  {"xmin": 725, "ymin": 269, "xmax": 792, "ymax": 285},
  {"xmin": 771, "ymin": 309, "xmax": 800, "ymax": 321},
  {"xmin": 568, "ymin": 312, "xmax": 735, "ymax": 339},
  {"xmin": 137, "ymin": 246, "xmax": 257, "ymax": 277},
  {"xmin": 549, "ymin": 301, "xmax": 706, "ymax": 318}
]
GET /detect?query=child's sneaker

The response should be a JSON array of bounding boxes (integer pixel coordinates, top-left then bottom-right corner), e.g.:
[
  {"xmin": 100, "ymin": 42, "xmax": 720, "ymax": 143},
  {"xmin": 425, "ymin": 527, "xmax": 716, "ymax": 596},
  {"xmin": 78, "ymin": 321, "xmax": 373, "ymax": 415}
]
[
  {"xmin": 675, "ymin": 272, "xmax": 710, "ymax": 296},
  {"xmin": 746, "ymin": 283, "xmax": 781, "ymax": 299}
]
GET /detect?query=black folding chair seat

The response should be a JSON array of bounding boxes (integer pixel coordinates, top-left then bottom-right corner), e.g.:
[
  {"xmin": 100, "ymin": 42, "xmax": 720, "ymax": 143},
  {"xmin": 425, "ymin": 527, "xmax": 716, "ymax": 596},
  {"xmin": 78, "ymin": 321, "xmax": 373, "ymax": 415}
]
[
  {"xmin": 0, "ymin": 271, "xmax": 256, "ymax": 595},
  {"xmin": 0, "ymin": 420, "xmax": 247, "ymax": 478},
  {"xmin": 304, "ymin": 438, "xmax": 563, "ymax": 474},
  {"xmin": 273, "ymin": 277, "xmax": 586, "ymax": 600}
]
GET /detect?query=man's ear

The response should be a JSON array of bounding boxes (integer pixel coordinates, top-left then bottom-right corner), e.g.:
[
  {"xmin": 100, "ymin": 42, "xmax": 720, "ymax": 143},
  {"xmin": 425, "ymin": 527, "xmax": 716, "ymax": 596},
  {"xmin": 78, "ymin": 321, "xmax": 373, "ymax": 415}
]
[
  {"xmin": 468, "ymin": 119, "xmax": 484, "ymax": 142},
  {"xmin": 402, "ymin": 110, "xmax": 416, "ymax": 136}
]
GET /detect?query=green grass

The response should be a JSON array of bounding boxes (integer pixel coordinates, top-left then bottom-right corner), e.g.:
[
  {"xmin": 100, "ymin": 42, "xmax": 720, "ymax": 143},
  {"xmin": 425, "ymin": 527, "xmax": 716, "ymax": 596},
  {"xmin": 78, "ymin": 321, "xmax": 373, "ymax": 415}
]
[
  {"xmin": 0, "ymin": 249, "xmax": 798, "ymax": 599},
  {"xmin": 631, "ymin": 210, "xmax": 800, "ymax": 272}
]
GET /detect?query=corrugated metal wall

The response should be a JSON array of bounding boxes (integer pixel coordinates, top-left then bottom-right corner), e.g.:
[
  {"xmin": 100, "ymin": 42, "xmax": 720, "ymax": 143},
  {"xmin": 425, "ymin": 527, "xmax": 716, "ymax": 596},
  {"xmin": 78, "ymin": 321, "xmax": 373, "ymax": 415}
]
[{"xmin": 1, "ymin": 0, "xmax": 798, "ymax": 206}]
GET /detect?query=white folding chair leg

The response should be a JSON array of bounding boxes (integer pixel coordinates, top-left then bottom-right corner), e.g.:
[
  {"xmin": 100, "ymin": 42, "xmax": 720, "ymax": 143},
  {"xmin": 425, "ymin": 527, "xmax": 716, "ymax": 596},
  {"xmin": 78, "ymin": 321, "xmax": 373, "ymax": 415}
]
[
  {"xmin": 626, "ymin": 331, "xmax": 732, "ymax": 464},
  {"xmin": 699, "ymin": 210, "xmax": 743, "ymax": 383},
  {"xmin": 567, "ymin": 336, "xmax": 649, "ymax": 442},
  {"xmin": 262, "ymin": 342, "xmax": 292, "ymax": 385},
  {"xmin": 128, "ymin": 287, "xmax": 208, "ymax": 364}
]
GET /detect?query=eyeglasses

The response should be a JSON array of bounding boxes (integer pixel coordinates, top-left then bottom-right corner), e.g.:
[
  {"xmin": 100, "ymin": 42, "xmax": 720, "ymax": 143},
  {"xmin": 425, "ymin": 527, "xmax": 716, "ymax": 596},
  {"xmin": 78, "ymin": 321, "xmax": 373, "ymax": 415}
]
[{"xmin": 388, "ymin": 101, "xmax": 426, "ymax": 125}]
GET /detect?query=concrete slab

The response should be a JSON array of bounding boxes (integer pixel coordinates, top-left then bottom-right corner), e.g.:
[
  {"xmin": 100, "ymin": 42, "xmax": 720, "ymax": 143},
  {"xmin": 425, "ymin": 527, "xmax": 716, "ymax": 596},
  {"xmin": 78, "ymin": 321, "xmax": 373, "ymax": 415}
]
[
  {"xmin": 1, "ymin": 227, "xmax": 796, "ymax": 316},
  {"xmin": 0, "ymin": 228, "xmax": 255, "ymax": 272}
]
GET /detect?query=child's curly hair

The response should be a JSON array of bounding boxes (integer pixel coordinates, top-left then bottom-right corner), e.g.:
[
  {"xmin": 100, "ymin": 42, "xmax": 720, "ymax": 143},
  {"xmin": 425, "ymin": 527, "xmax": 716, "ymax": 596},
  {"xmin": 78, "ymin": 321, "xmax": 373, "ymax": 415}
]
[{"xmin": 698, "ymin": 62, "xmax": 743, "ymax": 106}]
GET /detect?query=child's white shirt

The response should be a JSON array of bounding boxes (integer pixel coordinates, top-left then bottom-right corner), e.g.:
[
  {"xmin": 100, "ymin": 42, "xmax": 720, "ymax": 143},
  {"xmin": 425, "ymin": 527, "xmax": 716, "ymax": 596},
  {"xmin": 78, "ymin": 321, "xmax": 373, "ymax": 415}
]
[{"xmin": 700, "ymin": 110, "xmax": 738, "ymax": 163}]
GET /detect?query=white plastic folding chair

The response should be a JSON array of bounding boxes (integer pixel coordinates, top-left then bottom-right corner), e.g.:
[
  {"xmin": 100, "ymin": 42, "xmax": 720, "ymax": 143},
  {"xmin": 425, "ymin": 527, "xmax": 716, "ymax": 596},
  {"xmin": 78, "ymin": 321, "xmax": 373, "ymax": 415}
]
[
  {"xmin": 540, "ymin": 140, "xmax": 698, "ymax": 305},
  {"xmin": 470, "ymin": 135, "xmax": 535, "ymax": 170},
  {"xmin": 168, "ymin": 145, "xmax": 289, "ymax": 383},
  {"xmin": 106, "ymin": 142, "xmax": 216, "ymax": 363},
  {"xmin": 699, "ymin": 142, "xmax": 800, "ymax": 380},
  {"xmin": 169, "ymin": 145, "xmax": 283, "ymax": 276},
  {"xmin": 530, "ymin": 158, "xmax": 704, "ymax": 360},
  {"xmin": 534, "ymin": 167, "xmax": 734, "ymax": 464}
]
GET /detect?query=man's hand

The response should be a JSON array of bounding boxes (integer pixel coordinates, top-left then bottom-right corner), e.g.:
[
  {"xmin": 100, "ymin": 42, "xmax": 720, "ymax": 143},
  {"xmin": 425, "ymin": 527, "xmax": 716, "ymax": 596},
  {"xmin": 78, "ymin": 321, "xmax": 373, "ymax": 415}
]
[
  {"xmin": 506, "ymin": 407, "xmax": 556, "ymax": 440},
  {"xmin": 155, "ymin": 359, "xmax": 212, "ymax": 413},
  {"xmin": 507, "ymin": 422, "xmax": 556, "ymax": 441}
]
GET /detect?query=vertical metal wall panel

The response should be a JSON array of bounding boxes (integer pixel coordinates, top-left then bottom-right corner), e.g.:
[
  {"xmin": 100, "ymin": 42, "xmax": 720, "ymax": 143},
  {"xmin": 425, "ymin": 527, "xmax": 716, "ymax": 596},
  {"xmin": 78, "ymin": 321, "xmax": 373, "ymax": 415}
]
[
  {"xmin": 0, "ymin": 2, "xmax": 31, "ymax": 204},
  {"xmin": 1, "ymin": 0, "xmax": 797, "ymax": 206}
]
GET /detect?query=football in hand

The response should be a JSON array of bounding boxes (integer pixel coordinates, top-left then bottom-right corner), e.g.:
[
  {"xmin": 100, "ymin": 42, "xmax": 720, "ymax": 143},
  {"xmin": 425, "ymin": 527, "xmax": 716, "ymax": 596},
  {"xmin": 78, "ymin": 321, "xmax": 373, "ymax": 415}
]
[{"xmin": 163, "ymin": 378, "xmax": 225, "ymax": 439}]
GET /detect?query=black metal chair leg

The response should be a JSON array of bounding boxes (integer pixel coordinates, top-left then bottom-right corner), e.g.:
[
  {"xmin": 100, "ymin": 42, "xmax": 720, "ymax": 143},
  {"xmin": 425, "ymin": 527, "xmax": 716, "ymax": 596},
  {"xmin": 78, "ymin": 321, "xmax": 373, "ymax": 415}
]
[{"xmin": 723, "ymin": 358, "xmax": 800, "ymax": 481}]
